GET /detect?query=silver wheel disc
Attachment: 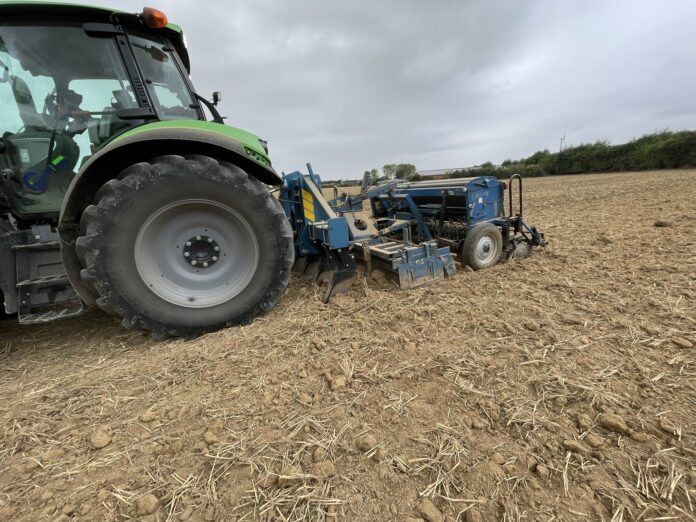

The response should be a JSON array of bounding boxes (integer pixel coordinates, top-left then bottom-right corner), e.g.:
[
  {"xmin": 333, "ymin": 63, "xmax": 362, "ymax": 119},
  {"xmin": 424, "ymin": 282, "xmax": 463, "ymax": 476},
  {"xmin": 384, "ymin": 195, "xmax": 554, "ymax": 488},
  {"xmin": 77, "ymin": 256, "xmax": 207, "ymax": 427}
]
[
  {"xmin": 134, "ymin": 199, "xmax": 259, "ymax": 308},
  {"xmin": 475, "ymin": 235, "xmax": 498, "ymax": 264}
]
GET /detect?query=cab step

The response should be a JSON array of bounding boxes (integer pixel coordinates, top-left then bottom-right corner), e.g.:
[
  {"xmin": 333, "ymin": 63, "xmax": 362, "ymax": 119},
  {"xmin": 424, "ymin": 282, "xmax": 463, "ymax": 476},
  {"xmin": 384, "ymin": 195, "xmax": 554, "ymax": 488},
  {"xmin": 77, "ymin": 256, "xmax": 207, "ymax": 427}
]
[
  {"xmin": 16, "ymin": 274, "xmax": 69, "ymax": 287},
  {"xmin": 19, "ymin": 302, "xmax": 84, "ymax": 325},
  {"xmin": 12, "ymin": 240, "xmax": 61, "ymax": 251}
]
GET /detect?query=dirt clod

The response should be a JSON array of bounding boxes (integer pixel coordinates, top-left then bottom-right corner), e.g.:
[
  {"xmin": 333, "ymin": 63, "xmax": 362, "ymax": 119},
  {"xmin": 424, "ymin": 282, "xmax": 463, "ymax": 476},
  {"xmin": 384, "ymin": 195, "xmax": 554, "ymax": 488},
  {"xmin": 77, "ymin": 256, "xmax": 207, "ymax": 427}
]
[
  {"xmin": 88, "ymin": 428, "xmax": 111, "ymax": 449},
  {"xmin": 536, "ymin": 464, "xmax": 550, "ymax": 479},
  {"xmin": 585, "ymin": 433, "xmax": 605, "ymax": 447},
  {"xmin": 203, "ymin": 431, "xmax": 219, "ymax": 445},
  {"xmin": 563, "ymin": 439, "xmax": 591, "ymax": 454},
  {"xmin": 631, "ymin": 432, "xmax": 650, "ymax": 442},
  {"xmin": 355, "ymin": 433, "xmax": 378, "ymax": 452},
  {"xmin": 136, "ymin": 494, "xmax": 159, "ymax": 515},
  {"xmin": 312, "ymin": 460, "xmax": 336, "ymax": 479},
  {"xmin": 313, "ymin": 446, "xmax": 326, "ymax": 462},
  {"xmin": 330, "ymin": 374, "xmax": 347, "ymax": 390},
  {"xmin": 673, "ymin": 337, "xmax": 693, "ymax": 349},
  {"xmin": 654, "ymin": 220, "xmax": 672, "ymax": 227},
  {"xmin": 598, "ymin": 413, "xmax": 630, "ymax": 434},
  {"xmin": 41, "ymin": 448, "xmax": 65, "ymax": 462},
  {"xmin": 491, "ymin": 452, "xmax": 506, "ymax": 465},
  {"xmin": 417, "ymin": 497, "xmax": 443, "ymax": 522},
  {"xmin": 576, "ymin": 413, "xmax": 594, "ymax": 432},
  {"xmin": 524, "ymin": 320, "xmax": 541, "ymax": 332}
]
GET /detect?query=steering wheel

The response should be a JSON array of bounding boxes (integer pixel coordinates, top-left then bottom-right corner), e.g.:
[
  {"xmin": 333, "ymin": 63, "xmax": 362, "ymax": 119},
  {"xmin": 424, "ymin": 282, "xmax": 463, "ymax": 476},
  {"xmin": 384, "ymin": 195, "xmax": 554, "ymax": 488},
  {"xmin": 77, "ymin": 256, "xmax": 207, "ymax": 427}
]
[
  {"xmin": 41, "ymin": 90, "xmax": 60, "ymax": 125},
  {"xmin": 42, "ymin": 88, "xmax": 90, "ymax": 132}
]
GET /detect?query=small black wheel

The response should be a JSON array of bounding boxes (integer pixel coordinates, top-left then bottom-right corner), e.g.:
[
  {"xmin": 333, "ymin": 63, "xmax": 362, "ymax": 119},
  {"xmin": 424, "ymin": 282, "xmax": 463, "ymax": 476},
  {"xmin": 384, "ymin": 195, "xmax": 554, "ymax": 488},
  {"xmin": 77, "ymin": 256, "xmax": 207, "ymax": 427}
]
[
  {"xmin": 461, "ymin": 223, "xmax": 503, "ymax": 271},
  {"xmin": 75, "ymin": 154, "xmax": 294, "ymax": 338}
]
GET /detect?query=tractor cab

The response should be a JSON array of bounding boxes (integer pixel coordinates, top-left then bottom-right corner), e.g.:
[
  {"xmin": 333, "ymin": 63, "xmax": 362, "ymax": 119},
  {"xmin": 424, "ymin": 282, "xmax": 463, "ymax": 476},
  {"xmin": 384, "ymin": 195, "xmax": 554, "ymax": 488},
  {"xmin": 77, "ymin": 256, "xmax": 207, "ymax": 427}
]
[{"xmin": 0, "ymin": 5, "xmax": 202, "ymax": 218}]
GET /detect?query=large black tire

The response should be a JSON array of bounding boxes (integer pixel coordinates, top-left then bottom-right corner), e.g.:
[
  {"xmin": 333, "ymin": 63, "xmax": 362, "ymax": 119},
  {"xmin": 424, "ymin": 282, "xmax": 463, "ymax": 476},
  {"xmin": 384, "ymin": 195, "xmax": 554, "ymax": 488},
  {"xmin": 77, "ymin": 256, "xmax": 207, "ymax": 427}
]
[
  {"xmin": 461, "ymin": 222, "xmax": 503, "ymax": 271},
  {"xmin": 75, "ymin": 154, "xmax": 294, "ymax": 338}
]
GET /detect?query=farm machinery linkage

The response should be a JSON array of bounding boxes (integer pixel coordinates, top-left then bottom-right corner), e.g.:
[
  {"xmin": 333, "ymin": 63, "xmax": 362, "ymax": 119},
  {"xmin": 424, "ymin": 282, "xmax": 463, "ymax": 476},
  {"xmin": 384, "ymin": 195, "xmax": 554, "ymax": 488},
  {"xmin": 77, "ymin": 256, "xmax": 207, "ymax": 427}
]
[{"xmin": 280, "ymin": 166, "xmax": 547, "ymax": 302}]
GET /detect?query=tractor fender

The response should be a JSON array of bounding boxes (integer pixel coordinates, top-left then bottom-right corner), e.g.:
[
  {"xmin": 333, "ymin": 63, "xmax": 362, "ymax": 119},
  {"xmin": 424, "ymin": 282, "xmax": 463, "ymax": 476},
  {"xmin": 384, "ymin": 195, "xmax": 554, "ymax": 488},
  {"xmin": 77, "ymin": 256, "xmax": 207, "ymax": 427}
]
[{"xmin": 58, "ymin": 124, "xmax": 283, "ymax": 305}]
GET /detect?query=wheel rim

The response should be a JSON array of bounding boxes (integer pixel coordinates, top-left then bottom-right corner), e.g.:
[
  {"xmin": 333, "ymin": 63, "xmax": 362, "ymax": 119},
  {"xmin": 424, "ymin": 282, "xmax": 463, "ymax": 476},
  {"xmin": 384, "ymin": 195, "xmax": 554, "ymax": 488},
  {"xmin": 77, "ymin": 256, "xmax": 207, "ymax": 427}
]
[
  {"xmin": 475, "ymin": 235, "xmax": 498, "ymax": 264},
  {"xmin": 134, "ymin": 199, "xmax": 259, "ymax": 308}
]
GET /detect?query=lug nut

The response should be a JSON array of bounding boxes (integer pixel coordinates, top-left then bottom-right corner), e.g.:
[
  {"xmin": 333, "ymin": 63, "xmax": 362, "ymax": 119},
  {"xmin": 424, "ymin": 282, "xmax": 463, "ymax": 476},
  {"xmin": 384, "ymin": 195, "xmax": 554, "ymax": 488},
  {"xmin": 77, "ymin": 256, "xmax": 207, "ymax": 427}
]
[
  {"xmin": 214, "ymin": 246, "xmax": 220, "ymax": 252},
  {"xmin": 208, "ymin": 237, "xmax": 213, "ymax": 243},
  {"xmin": 184, "ymin": 252, "xmax": 190, "ymax": 257},
  {"xmin": 212, "ymin": 256, "xmax": 218, "ymax": 262},
  {"xmin": 191, "ymin": 261, "xmax": 197, "ymax": 266},
  {"xmin": 203, "ymin": 262, "xmax": 209, "ymax": 267},
  {"xmin": 196, "ymin": 235, "xmax": 201, "ymax": 240},
  {"xmin": 186, "ymin": 241, "xmax": 192, "ymax": 247}
]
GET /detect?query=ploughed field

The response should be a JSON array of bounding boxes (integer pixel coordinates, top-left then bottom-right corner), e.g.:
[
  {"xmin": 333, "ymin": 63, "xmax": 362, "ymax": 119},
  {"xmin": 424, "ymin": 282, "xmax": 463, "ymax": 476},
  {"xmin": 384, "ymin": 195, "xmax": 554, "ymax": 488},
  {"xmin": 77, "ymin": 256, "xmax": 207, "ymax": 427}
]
[{"xmin": 0, "ymin": 170, "xmax": 695, "ymax": 521}]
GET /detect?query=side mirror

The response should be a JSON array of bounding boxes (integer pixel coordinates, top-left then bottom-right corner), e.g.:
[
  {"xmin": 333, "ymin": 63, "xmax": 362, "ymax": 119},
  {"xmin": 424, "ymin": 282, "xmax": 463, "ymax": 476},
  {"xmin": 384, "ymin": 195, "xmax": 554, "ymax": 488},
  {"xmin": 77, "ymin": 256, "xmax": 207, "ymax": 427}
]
[{"xmin": 212, "ymin": 91, "xmax": 222, "ymax": 107}]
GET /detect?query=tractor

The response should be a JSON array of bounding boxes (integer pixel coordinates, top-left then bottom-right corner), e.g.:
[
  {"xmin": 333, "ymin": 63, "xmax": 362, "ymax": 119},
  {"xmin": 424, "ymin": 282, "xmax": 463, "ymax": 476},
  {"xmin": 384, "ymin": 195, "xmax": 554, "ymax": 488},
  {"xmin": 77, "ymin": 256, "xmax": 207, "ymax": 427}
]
[{"xmin": 0, "ymin": 3, "xmax": 294, "ymax": 338}]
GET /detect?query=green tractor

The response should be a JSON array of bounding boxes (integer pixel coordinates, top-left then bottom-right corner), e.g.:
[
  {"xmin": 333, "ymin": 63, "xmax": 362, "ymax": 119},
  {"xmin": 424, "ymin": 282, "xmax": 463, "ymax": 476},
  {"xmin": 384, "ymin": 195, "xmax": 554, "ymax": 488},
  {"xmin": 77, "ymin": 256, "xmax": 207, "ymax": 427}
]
[{"xmin": 0, "ymin": 3, "xmax": 294, "ymax": 337}]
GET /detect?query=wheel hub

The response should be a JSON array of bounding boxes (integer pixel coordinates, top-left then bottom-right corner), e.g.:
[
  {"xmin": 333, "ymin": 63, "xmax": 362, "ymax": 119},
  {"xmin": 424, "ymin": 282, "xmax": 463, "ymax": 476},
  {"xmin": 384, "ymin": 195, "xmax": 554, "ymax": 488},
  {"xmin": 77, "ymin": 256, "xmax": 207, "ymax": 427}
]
[
  {"xmin": 475, "ymin": 236, "xmax": 495, "ymax": 262},
  {"xmin": 182, "ymin": 235, "xmax": 220, "ymax": 268},
  {"xmin": 134, "ymin": 198, "xmax": 259, "ymax": 309}
]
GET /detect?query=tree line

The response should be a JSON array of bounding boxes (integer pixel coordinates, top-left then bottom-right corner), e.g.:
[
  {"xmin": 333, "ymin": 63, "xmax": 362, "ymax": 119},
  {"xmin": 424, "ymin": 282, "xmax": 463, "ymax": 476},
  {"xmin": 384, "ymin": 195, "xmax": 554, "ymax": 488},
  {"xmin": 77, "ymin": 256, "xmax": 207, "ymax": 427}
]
[
  {"xmin": 448, "ymin": 130, "xmax": 696, "ymax": 179},
  {"xmin": 331, "ymin": 129, "xmax": 696, "ymax": 188}
]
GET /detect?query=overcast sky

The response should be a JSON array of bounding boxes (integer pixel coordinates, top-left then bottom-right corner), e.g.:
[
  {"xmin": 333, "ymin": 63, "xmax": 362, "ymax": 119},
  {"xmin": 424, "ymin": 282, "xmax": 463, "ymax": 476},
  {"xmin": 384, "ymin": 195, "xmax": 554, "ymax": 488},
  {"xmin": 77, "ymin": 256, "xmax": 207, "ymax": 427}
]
[{"xmin": 90, "ymin": 0, "xmax": 695, "ymax": 179}]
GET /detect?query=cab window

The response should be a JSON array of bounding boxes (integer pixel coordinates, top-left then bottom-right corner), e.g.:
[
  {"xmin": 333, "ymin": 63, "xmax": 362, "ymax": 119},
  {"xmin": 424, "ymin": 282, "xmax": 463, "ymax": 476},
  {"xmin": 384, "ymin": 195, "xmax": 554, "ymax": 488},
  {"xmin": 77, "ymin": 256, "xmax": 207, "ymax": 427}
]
[{"xmin": 128, "ymin": 33, "xmax": 198, "ymax": 120}]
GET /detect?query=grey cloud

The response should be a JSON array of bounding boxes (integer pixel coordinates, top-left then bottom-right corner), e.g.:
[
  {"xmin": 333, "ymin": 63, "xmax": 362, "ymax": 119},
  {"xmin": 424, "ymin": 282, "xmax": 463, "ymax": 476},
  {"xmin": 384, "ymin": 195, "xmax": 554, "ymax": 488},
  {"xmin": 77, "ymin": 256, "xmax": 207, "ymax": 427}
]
[{"xmin": 90, "ymin": 0, "xmax": 696, "ymax": 178}]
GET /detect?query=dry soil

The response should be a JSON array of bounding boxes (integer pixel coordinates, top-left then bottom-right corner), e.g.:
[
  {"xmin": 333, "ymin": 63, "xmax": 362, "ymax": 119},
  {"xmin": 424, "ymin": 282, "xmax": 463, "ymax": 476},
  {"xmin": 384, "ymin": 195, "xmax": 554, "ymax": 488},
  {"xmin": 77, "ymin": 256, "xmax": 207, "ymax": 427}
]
[{"xmin": 0, "ymin": 170, "xmax": 695, "ymax": 521}]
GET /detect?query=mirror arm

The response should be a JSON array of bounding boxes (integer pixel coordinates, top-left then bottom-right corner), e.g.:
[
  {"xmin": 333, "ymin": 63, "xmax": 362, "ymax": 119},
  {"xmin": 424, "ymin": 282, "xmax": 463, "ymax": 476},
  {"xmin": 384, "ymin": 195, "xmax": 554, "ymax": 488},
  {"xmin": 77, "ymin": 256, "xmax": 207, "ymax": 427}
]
[{"xmin": 193, "ymin": 93, "xmax": 225, "ymax": 124}]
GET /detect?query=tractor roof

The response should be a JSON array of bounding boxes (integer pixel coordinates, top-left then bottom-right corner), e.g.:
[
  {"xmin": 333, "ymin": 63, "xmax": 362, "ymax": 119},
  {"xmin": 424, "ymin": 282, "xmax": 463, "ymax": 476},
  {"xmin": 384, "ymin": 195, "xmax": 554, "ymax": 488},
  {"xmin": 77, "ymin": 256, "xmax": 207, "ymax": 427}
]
[
  {"xmin": 0, "ymin": 2, "xmax": 183, "ymax": 33},
  {"xmin": 0, "ymin": 1, "xmax": 189, "ymax": 70}
]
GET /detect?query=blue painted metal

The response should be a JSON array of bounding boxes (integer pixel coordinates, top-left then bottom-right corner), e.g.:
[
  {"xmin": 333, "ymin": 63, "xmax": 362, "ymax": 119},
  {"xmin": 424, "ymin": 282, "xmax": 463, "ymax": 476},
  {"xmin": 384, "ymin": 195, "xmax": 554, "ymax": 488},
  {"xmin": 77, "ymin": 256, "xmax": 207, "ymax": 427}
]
[
  {"xmin": 367, "ymin": 176, "xmax": 504, "ymax": 227},
  {"xmin": 280, "ymin": 165, "xmax": 545, "ymax": 301},
  {"xmin": 279, "ymin": 165, "xmax": 460, "ymax": 299},
  {"xmin": 351, "ymin": 240, "xmax": 457, "ymax": 290},
  {"xmin": 310, "ymin": 217, "xmax": 350, "ymax": 250},
  {"xmin": 465, "ymin": 177, "xmax": 504, "ymax": 223},
  {"xmin": 280, "ymin": 168, "xmax": 335, "ymax": 257}
]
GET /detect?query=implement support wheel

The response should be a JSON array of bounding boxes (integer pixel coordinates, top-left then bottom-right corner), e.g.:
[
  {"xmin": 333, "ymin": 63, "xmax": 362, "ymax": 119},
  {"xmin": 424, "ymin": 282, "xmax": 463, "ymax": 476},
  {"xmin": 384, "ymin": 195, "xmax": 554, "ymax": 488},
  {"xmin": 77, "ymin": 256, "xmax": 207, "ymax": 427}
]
[{"xmin": 461, "ymin": 223, "xmax": 503, "ymax": 271}]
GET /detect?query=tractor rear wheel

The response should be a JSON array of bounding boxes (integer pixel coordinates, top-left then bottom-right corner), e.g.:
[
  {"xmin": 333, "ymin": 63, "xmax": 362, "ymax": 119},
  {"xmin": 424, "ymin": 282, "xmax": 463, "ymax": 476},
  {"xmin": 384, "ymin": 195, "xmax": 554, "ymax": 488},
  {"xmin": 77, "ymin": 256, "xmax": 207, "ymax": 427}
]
[
  {"xmin": 76, "ymin": 155, "xmax": 293, "ymax": 338},
  {"xmin": 461, "ymin": 222, "xmax": 503, "ymax": 271}
]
